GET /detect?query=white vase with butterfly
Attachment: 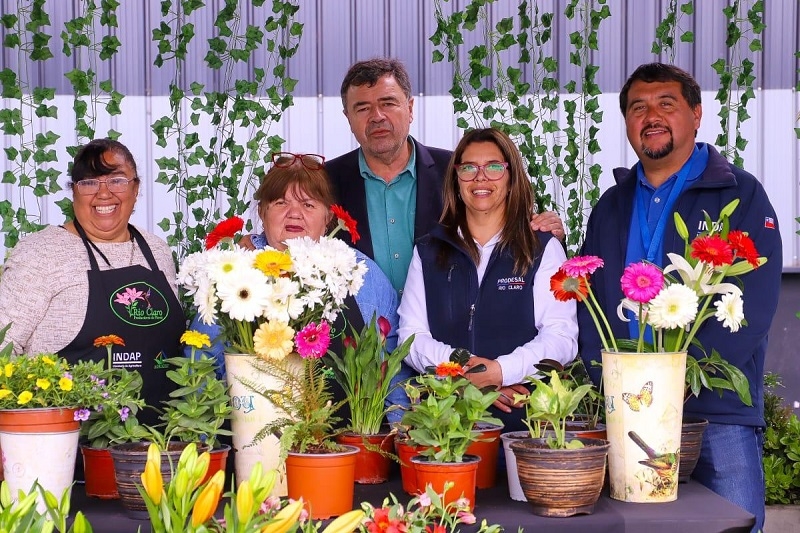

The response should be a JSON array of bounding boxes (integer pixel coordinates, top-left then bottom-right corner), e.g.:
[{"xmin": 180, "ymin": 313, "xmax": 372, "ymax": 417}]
[{"xmin": 601, "ymin": 350, "xmax": 686, "ymax": 503}]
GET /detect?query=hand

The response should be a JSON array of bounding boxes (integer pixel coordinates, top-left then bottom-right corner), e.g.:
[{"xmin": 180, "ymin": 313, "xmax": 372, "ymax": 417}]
[
  {"xmin": 238, "ymin": 234, "xmax": 256, "ymax": 250},
  {"xmin": 530, "ymin": 211, "xmax": 566, "ymax": 242},
  {"xmin": 464, "ymin": 357, "xmax": 502, "ymax": 389},
  {"xmin": 492, "ymin": 384, "xmax": 529, "ymax": 413}
]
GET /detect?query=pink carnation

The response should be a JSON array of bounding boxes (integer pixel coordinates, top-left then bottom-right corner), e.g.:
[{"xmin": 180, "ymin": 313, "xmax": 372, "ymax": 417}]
[
  {"xmin": 294, "ymin": 321, "xmax": 331, "ymax": 359},
  {"xmin": 620, "ymin": 262, "xmax": 664, "ymax": 303},
  {"xmin": 562, "ymin": 255, "xmax": 604, "ymax": 277}
]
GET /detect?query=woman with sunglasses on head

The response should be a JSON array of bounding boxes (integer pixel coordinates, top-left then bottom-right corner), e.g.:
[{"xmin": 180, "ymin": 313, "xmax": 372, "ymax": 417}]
[
  {"xmin": 397, "ymin": 128, "xmax": 579, "ymax": 433},
  {"xmin": 0, "ymin": 138, "xmax": 185, "ymax": 423},
  {"xmin": 189, "ymin": 152, "xmax": 412, "ymax": 423}
]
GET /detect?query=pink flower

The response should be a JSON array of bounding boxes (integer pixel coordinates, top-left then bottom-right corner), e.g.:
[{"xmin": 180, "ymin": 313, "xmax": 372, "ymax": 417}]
[
  {"xmin": 562, "ymin": 255, "xmax": 604, "ymax": 277},
  {"xmin": 620, "ymin": 262, "xmax": 664, "ymax": 303},
  {"xmin": 74, "ymin": 408, "xmax": 90, "ymax": 421},
  {"xmin": 343, "ymin": 336, "xmax": 357, "ymax": 350},
  {"xmin": 294, "ymin": 321, "xmax": 331, "ymax": 359},
  {"xmin": 457, "ymin": 511, "xmax": 477, "ymax": 524}
]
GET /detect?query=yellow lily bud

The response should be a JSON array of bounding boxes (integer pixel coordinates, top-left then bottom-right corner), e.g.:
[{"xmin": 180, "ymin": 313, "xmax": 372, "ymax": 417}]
[
  {"xmin": 262, "ymin": 500, "xmax": 303, "ymax": 533},
  {"xmin": 191, "ymin": 470, "xmax": 224, "ymax": 528},
  {"xmin": 178, "ymin": 442, "xmax": 198, "ymax": 473},
  {"xmin": 321, "ymin": 509, "xmax": 366, "ymax": 533},
  {"xmin": 192, "ymin": 451, "xmax": 211, "ymax": 489},
  {"xmin": 173, "ymin": 468, "xmax": 190, "ymax": 500},
  {"xmin": 235, "ymin": 480, "xmax": 254, "ymax": 522},
  {"xmin": 141, "ymin": 460, "xmax": 163, "ymax": 505},
  {"xmin": 146, "ymin": 442, "xmax": 161, "ymax": 471}
]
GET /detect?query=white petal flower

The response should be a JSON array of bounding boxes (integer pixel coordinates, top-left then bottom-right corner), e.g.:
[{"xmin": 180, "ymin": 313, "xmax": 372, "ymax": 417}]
[
  {"xmin": 216, "ymin": 267, "xmax": 271, "ymax": 322},
  {"xmin": 646, "ymin": 284, "xmax": 699, "ymax": 330},
  {"xmin": 714, "ymin": 292, "xmax": 745, "ymax": 332}
]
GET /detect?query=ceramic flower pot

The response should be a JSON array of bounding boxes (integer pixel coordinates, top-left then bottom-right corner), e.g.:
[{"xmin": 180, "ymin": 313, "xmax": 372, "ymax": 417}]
[
  {"xmin": 410, "ymin": 454, "xmax": 480, "ymax": 510},
  {"xmin": 81, "ymin": 445, "xmax": 119, "ymax": 499},
  {"xmin": 602, "ymin": 350, "xmax": 686, "ymax": 503},
  {"xmin": 285, "ymin": 445, "xmax": 359, "ymax": 519},
  {"xmin": 0, "ymin": 407, "xmax": 80, "ymax": 511},
  {"xmin": 335, "ymin": 431, "xmax": 395, "ymax": 484},
  {"xmin": 467, "ymin": 422, "xmax": 503, "ymax": 489},
  {"xmin": 678, "ymin": 417, "xmax": 709, "ymax": 483},
  {"xmin": 511, "ymin": 437, "xmax": 610, "ymax": 517}
]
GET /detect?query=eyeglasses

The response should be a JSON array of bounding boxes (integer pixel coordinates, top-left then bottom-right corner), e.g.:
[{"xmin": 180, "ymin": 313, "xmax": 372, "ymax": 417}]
[
  {"xmin": 73, "ymin": 177, "xmax": 135, "ymax": 195},
  {"xmin": 454, "ymin": 161, "xmax": 509, "ymax": 181},
  {"xmin": 272, "ymin": 152, "xmax": 325, "ymax": 170}
]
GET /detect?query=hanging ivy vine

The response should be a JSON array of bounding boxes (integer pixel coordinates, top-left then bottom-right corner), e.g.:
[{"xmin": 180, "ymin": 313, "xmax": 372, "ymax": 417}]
[{"xmin": 151, "ymin": 0, "xmax": 302, "ymax": 260}]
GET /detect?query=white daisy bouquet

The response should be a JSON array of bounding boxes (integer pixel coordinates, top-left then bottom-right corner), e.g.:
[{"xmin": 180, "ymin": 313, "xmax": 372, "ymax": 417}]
[{"xmin": 551, "ymin": 199, "xmax": 764, "ymax": 403}]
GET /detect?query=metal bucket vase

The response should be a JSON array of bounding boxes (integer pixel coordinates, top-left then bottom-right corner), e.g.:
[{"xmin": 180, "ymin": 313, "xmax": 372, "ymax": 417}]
[
  {"xmin": 225, "ymin": 352, "xmax": 301, "ymax": 496},
  {"xmin": 602, "ymin": 350, "xmax": 686, "ymax": 503},
  {"xmin": 0, "ymin": 407, "xmax": 80, "ymax": 512}
]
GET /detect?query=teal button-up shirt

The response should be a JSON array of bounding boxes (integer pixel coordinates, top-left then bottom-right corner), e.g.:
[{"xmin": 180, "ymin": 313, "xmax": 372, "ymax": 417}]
[{"xmin": 358, "ymin": 141, "xmax": 417, "ymax": 293}]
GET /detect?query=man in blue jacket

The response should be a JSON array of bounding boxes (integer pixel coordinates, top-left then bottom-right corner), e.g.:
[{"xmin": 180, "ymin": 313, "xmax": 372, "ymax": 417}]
[{"xmin": 579, "ymin": 62, "xmax": 781, "ymax": 532}]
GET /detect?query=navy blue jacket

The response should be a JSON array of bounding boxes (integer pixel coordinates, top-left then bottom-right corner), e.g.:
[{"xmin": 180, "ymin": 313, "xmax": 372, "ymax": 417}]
[
  {"xmin": 579, "ymin": 144, "xmax": 782, "ymax": 427},
  {"xmin": 325, "ymin": 138, "xmax": 452, "ymax": 260}
]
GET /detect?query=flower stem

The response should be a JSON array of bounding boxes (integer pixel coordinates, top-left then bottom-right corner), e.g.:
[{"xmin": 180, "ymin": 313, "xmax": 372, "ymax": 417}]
[{"xmin": 585, "ymin": 286, "xmax": 618, "ymax": 352}]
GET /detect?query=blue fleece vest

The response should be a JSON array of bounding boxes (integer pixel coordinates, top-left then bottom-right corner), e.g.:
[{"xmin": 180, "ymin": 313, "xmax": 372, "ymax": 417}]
[{"xmin": 418, "ymin": 227, "xmax": 551, "ymax": 358}]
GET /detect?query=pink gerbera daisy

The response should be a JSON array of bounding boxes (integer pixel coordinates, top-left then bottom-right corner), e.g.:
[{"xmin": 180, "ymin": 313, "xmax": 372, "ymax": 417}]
[
  {"xmin": 561, "ymin": 255, "xmax": 604, "ymax": 277},
  {"xmin": 620, "ymin": 262, "xmax": 664, "ymax": 303},
  {"xmin": 294, "ymin": 321, "xmax": 331, "ymax": 359}
]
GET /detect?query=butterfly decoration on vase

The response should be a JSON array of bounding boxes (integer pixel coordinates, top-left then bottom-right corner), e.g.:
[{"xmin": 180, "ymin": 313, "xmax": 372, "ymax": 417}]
[{"xmin": 622, "ymin": 381, "xmax": 653, "ymax": 412}]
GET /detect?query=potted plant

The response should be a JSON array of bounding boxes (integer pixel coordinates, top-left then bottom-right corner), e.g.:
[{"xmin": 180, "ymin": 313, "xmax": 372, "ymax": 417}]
[
  {"xmin": 0, "ymin": 325, "xmax": 119, "ymax": 509},
  {"xmin": 79, "ymin": 334, "xmax": 150, "ymax": 499},
  {"xmin": 399, "ymin": 360, "xmax": 500, "ymax": 509},
  {"xmin": 509, "ymin": 370, "xmax": 610, "ymax": 517},
  {"xmin": 323, "ymin": 314, "xmax": 414, "ymax": 484}
]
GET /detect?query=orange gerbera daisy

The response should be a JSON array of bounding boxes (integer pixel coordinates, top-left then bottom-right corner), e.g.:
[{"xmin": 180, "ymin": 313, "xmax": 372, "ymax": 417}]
[
  {"xmin": 435, "ymin": 361, "xmax": 464, "ymax": 378},
  {"xmin": 690, "ymin": 235, "xmax": 733, "ymax": 267},
  {"xmin": 549, "ymin": 269, "xmax": 589, "ymax": 302},
  {"xmin": 93, "ymin": 335, "xmax": 125, "ymax": 348}
]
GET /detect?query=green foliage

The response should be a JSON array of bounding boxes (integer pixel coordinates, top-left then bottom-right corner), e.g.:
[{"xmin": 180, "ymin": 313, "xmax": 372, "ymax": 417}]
[
  {"xmin": 651, "ymin": 0, "xmax": 695, "ymax": 59},
  {"xmin": 684, "ymin": 349, "xmax": 752, "ymax": 406},
  {"xmin": 763, "ymin": 372, "xmax": 800, "ymax": 505},
  {"xmin": 0, "ymin": 480, "xmax": 93, "ymax": 532}
]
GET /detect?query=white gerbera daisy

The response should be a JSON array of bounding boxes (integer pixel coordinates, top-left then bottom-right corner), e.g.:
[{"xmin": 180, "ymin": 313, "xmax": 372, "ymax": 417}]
[
  {"xmin": 195, "ymin": 279, "xmax": 219, "ymax": 325},
  {"xmin": 216, "ymin": 267, "xmax": 271, "ymax": 322},
  {"xmin": 646, "ymin": 284, "xmax": 699, "ymax": 330},
  {"xmin": 207, "ymin": 249, "xmax": 255, "ymax": 284},
  {"xmin": 714, "ymin": 292, "xmax": 745, "ymax": 332}
]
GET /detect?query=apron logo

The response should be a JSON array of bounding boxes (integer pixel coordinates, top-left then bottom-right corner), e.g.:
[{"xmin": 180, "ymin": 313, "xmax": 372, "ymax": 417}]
[
  {"xmin": 110, "ymin": 282, "xmax": 170, "ymax": 327},
  {"xmin": 496, "ymin": 276, "xmax": 525, "ymax": 292},
  {"xmin": 153, "ymin": 351, "xmax": 169, "ymax": 370}
]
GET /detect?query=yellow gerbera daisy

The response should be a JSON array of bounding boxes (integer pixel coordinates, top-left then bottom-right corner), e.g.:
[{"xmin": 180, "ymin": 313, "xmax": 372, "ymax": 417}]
[
  {"xmin": 253, "ymin": 321, "xmax": 295, "ymax": 361},
  {"xmin": 254, "ymin": 250, "xmax": 293, "ymax": 277},
  {"xmin": 181, "ymin": 330, "xmax": 211, "ymax": 349}
]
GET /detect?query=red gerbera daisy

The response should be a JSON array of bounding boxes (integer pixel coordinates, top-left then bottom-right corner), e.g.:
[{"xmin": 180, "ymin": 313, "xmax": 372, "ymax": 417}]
[
  {"xmin": 330, "ymin": 205, "xmax": 361, "ymax": 244},
  {"xmin": 205, "ymin": 216, "xmax": 244, "ymax": 250},
  {"xmin": 727, "ymin": 230, "xmax": 760, "ymax": 268},
  {"xmin": 435, "ymin": 361, "xmax": 464, "ymax": 378},
  {"xmin": 690, "ymin": 235, "xmax": 733, "ymax": 267},
  {"xmin": 550, "ymin": 269, "xmax": 590, "ymax": 302}
]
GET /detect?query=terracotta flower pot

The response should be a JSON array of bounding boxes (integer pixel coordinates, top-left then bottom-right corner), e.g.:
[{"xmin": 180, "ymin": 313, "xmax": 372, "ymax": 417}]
[
  {"xmin": 411, "ymin": 454, "xmax": 480, "ymax": 510},
  {"xmin": 202, "ymin": 443, "xmax": 231, "ymax": 485},
  {"xmin": 511, "ymin": 437, "xmax": 610, "ymax": 517},
  {"xmin": 336, "ymin": 431, "xmax": 395, "ymax": 484},
  {"xmin": 286, "ymin": 445, "xmax": 359, "ymax": 519},
  {"xmin": 394, "ymin": 438, "xmax": 427, "ymax": 495},
  {"xmin": 466, "ymin": 423, "xmax": 503, "ymax": 489},
  {"xmin": 678, "ymin": 417, "xmax": 709, "ymax": 483},
  {"xmin": 81, "ymin": 446, "xmax": 119, "ymax": 499}
]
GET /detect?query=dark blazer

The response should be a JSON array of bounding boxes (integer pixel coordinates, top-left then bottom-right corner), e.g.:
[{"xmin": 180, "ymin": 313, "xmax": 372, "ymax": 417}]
[{"xmin": 326, "ymin": 137, "xmax": 453, "ymax": 259}]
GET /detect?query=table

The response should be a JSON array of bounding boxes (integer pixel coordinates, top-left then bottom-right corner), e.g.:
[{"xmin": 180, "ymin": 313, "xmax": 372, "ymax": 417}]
[{"xmin": 72, "ymin": 476, "xmax": 755, "ymax": 533}]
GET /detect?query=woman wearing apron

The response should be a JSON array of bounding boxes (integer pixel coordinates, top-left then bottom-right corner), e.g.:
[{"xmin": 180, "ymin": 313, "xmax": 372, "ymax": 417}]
[{"xmin": 0, "ymin": 138, "xmax": 185, "ymax": 424}]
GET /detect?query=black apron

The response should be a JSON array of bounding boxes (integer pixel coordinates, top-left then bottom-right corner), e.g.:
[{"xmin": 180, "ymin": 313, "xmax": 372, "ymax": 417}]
[{"xmin": 60, "ymin": 221, "xmax": 186, "ymax": 427}]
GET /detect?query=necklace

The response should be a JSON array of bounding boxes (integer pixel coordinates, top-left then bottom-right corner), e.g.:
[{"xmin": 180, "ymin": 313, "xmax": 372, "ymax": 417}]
[{"xmin": 127, "ymin": 236, "xmax": 136, "ymax": 266}]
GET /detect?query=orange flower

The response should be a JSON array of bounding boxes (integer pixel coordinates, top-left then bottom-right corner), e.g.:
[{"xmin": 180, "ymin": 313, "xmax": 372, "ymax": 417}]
[
  {"xmin": 435, "ymin": 361, "xmax": 463, "ymax": 378},
  {"xmin": 331, "ymin": 205, "xmax": 360, "ymax": 244},
  {"xmin": 549, "ymin": 269, "xmax": 589, "ymax": 302},
  {"xmin": 690, "ymin": 235, "xmax": 733, "ymax": 267},
  {"xmin": 205, "ymin": 216, "xmax": 244, "ymax": 249},
  {"xmin": 93, "ymin": 335, "xmax": 125, "ymax": 348}
]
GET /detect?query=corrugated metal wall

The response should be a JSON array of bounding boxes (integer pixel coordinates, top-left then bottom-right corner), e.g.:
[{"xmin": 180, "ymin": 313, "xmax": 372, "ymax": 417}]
[{"xmin": 1, "ymin": 0, "xmax": 799, "ymax": 267}]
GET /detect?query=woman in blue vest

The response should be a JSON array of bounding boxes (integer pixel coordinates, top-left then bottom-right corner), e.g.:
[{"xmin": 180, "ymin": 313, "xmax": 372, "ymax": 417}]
[{"xmin": 397, "ymin": 128, "xmax": 578, "ymax": 432}]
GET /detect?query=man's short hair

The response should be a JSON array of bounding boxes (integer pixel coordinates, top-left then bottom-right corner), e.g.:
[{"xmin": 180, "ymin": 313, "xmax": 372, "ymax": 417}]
[
  {"xmin": 340, "ymin": 58, "xmax": 412, "ymax": 109},
  {"xmin": 619, "ymin": 62, "xmax": 702, "ymax": 114}
]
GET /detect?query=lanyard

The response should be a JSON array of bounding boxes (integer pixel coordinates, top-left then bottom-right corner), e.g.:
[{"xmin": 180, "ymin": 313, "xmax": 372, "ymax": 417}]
[{"xmin": 635, "ymin": 157, "xmax": 696, "ymax": 263}]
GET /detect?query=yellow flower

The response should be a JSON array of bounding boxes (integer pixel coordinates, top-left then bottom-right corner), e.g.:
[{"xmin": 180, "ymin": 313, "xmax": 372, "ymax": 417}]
[
  {"xmin": 17, "ymin": 391, "xmax": 32, "ymax": 405},
  {"xmin": 36, "ymin": 378, "xmax": 50, "ymax": 390},
  {"xmin": 191, "ymin": 470, "xmax": 224, "ymax": 527},
  {"xmin": 140, "ymin": 459, "xmax": 163, "ymax": 505},
  {"xmin": 41, "ymin": 355, "xmax": 56, "ymax": 366},
  {"xmin": 253, "ymin": 322, "xmax": 295, "ymax": 361},
  {"xmin": 254, "ymin": 249, "xmax": 293, "ymax": 277},
  {"xmin": 235, "ymin": 479, "xmax": 254, "ymax": 522},
  {"xmin": 180, "ymin": 330, "xmax": 211, "ymax": 350},
  {"xmin": 0, "ymin": 389, "xmax": 12, "ymax": 399},
  {"xmin": 262, "ymin": 500, "xmax": 303, "ymax": 533},
  {"xmin": 3, "ymin": 363, "xmax": 13, "ymax": 377},
  {"xmin": 59, "ymin": 376, "xmax": 73, "ymax": 391}
]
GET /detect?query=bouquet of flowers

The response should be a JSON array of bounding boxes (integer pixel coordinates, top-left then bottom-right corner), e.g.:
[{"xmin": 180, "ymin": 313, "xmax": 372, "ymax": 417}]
[{"xmin": 550, "ymin": 199, "xmax": 763, "ymax": 402}]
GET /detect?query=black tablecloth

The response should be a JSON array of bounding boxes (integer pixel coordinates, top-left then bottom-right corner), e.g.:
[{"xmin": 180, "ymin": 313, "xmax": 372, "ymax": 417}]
[{"xmin": 72, "ymin": 476, "xmax": 755, "ymax": 533}]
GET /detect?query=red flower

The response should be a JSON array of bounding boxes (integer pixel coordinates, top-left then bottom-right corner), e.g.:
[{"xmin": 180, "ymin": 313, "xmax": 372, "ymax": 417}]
[
  {"xmin": 728, "ymin": 230, "xmax": 760, "ymax": 268},
  {"xmin": 331, "ymin": 205, "xmax": 360, "ymax": 244},
  {"xmin": 435, "ymin": 361, "xmax": 464, "ymax": 378},
  {"xmin": 365, "ymin": 507, "xmax": 406, "ymax": 533},
  {"xmin": 690, "ymin": 235, "xmax": 733, "ymax": 267},
  {"xmin": 550, "ymin": 269, "xmax": 589, "ymax": 302},
  {"xmin": 205, "ymin": 216, "xmax": 244, "ymax": 249},
  {"xmin": 377, "ymin": 316, "xmax": 391, "ymax": 340},
  {"xmin": 425, "ymin": 526, "xmax": 447, "ymax": 533},
  {"xmin": 343, "ymin": 336, "xmax": 357, "ymax": 350}
]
